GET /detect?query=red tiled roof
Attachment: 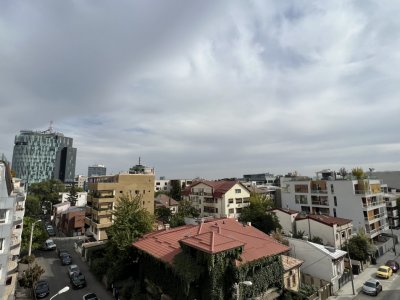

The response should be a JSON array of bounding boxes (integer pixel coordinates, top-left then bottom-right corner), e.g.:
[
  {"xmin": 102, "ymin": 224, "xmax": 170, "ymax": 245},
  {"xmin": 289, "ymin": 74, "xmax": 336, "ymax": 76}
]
[
  {"xmin": 295, "ymin": 214, "xmax": 352, "ymax": 227},
  {"xmin": 155, "ymin": 194, "xmax": 179, "ymax": 207},
  {"xmin": 182, "ymin": 180, "xmax": 249, "ymax": 198},
  {"xmin": 132, "ymin": 218, "xmax": 289, "ymax": 265}
]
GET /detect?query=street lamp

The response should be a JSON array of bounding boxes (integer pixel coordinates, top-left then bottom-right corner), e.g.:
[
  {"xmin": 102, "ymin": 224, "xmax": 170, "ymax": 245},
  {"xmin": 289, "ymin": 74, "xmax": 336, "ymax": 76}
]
[
  {"xmin": 234, "ymin": 280, "xmax": 253, "ymax": 300},
  {"xmin": 28, "ymin": 220, "xmax": 42, "ymax": 256},
  {"xmin": 49, "ymin": 286, "xmax": 70, "ymax": 300}
]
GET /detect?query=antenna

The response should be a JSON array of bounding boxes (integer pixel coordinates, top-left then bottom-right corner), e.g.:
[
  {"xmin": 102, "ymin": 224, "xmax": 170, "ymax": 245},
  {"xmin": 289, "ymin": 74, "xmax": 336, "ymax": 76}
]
[{"xmin": 49, "ymin": 120, "xmax": 54, "ymax": 132}]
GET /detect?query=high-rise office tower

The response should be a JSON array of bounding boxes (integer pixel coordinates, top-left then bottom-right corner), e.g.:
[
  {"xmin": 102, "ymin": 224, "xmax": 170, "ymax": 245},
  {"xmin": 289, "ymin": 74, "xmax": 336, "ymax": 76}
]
[
  {"xmin": 88, "ymin": 164, "xmax": 106, "ymax": 177},
  {"xmin": 11, "ymin": 126, "xmax": 77, "ymax": 184}
]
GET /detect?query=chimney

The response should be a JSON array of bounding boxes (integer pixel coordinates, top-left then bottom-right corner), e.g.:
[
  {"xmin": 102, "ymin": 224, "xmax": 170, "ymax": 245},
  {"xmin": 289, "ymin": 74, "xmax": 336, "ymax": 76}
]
[
  {"xmin": 247, "ymin": 222, "xmax": 252, "ymax": 227},
  {"xmin": 165, "ymin": 224, "xmax": 170, "ymax": 230}
]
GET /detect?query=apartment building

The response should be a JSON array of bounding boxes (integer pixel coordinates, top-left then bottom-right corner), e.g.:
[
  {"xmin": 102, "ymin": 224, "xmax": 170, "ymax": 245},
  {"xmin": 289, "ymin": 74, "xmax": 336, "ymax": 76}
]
[
  {"xmin": 182, "ymin": 180, "xmax": 250, "ymax": 218},
  {"xmin": 154, "ymin": 178, "xmax": 193, "ymax": 192},
  {"xmin": 0, "ymin": 159, "xmax": 26, "ymax": 299},
  {"xmin": 381, "ymin": 184, "xmax": 399, "ymax": 229},
  {"xmin": 281, "ymin": 170, "xmax": 389, "ymax": 241},
  {"xmin": 86, "ymin": 172, "xmax": 155, "ymax": 241}
]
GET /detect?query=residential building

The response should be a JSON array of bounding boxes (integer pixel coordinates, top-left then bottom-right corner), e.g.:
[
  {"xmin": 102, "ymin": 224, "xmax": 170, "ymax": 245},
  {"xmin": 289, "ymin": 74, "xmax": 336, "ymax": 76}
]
[
  {"xmin": 86, "ymin": 170, "xmax": 155, "ymax": 241},
  {"xmin": 0, "ymin": 158, "xmax": 25, "ymax": 299},
  {"xmin": 155, "ymin": 194, "xmax": 179, "ymax": 214},
  {"xmin": 132, "ymin": 218, "xmax": 289, "ymax": 299},
  {"xmin": 154, "ymin": 179, "xmax": 170, "ymax": 192},
  {"xmin": 295, "ymin": 214, "xmax": 353, "ymax": 249},
  {"xmin": 282, "ymin": 255, "xmax": 303, "ymax": 292},
  {"xmin": 280, "ymin": 169, "xmax": 389, "ymax": 241},
  {"xmin": 57, "ymin": 207, "xmax": 85, "ymax": 237},
  {"xmin": 88, "ymin": 165, "xmax": 106, "ymax": 177},
  {"xmin": 270, "ymin": 208, "xmax": 298, "ymax": 236},
  {"xmin": 59, "ymin": 191, "xmax": 88, "ymax": 207},
  {"xmin": 373, "ymin": 171, "xmax": 400, "ymax": 190},
  {"xmin": 182, "ymin": 180, "xmax": 251, "ymax": 218},
  {"xmin": 242, "ymin": 172, "xmax": 276, "ymax": 186},
  {"xmin": 382, "ymin": 186, "xmax": 399, "ymax": 228},
  {"xmin": 75, "ymin": 175, "xmax": 88, "ymax": 190},
  {"xmin": 11, "ymin": 126, "xmax": 76, "ymax": 184},
  {"xmin": 287, "ymin": 238, "xmax": 347, "ymax": 296}
]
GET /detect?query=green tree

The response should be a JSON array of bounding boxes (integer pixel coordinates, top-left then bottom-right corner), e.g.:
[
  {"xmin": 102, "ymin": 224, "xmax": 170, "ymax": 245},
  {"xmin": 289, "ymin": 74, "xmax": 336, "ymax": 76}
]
[
  {"xmin": 21, "ymin": 217, "xmax": 47, "ymax": 254},
  {"xmin": 19, "ymin": 263, "xmax": 45, "ymax": 288},
  {"xmin": 177, "ymin": 199, "xmax": 200, "ymax": 218},
  {"xmin": 106, "ymin": 193, "xmax": 154, "ymax": 251},
  {"xmin": 239, "ymin": 193, "xmax": 281, "ymax": 234},
  {"xmin": 67, "ymin": 184, "xmax": 78, "ymax": 206},
  {"xmin": 169, "ymin": 180, "xmax": 182, "ymax": 201},
  {"xmin": 28, "ymin": 179, "xmax": 65, "ymax": 205},
  {"xmin": 311, "ymin": 236, "xmax": 323, "ymax": 244},
  {"xmin": 25, "ymin": 195, "xmax": 41, "ymax": 217},
  {"xmin": 343, "ymin": 233, "xmax": 373, "ymax": 261},
  {"xmin": 352, "ymin": 167, "xmax": 365, "ymax": 180},
  {"xmin": 155, "ymin": 207, "xmax": 172, "ymax": 223}
]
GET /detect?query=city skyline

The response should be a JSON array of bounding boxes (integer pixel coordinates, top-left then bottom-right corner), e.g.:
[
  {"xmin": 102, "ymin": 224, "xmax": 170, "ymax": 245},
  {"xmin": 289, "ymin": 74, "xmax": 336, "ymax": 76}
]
[{"xmin": 1, "ymin": 1, "xmax": 400, "ymax": 179}]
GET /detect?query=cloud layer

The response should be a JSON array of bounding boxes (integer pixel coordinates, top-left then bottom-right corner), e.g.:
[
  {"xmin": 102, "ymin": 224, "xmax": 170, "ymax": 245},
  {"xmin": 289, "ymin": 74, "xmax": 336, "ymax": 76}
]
[{"xmin": 1, "ymin": 1, "xmax": 400, "ymax": 179}]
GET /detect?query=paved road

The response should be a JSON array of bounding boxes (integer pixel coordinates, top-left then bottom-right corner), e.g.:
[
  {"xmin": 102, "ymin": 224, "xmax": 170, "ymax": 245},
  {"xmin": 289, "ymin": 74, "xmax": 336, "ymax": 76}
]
[
  {"xmin": 34, "ymin": 237, "xmax": 113, "ymax": 300},
  {"xmin": 354, "ymin": 270, "xmax": 400, "ymax": 300}
]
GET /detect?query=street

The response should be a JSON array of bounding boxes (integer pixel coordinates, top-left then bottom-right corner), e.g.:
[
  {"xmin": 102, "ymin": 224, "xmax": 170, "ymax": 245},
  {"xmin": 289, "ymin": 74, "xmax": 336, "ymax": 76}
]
[
  {"xmin": 354, "ymin": 270, "xmax": 400, "ymax": 300},
  {"xmin": 33, "ymin": 237, "xmax": 113, "ymax": 300}
]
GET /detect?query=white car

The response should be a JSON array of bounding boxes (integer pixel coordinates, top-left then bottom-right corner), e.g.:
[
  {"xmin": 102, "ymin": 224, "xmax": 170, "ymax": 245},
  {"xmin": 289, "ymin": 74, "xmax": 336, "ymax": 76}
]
[
  {"xmin": 67, "ymin": 264, "xmax": 80, "ymax": 278},
  {"xmin": 42, "ymin": 239, "xmax": 56, "ymax": 250}
]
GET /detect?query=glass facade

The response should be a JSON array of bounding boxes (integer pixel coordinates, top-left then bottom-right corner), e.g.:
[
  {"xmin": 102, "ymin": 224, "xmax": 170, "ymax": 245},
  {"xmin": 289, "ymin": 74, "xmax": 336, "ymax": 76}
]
[{"xmin": 11, "ymin": 130, "xmax": 77, "ymax": 184}]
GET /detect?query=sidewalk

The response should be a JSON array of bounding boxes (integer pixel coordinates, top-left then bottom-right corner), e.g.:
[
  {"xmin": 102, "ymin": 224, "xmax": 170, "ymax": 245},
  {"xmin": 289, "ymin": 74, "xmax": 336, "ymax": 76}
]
[{"xmin": 328, "ymin": 239, "xmax": 400, "ymax": 299}]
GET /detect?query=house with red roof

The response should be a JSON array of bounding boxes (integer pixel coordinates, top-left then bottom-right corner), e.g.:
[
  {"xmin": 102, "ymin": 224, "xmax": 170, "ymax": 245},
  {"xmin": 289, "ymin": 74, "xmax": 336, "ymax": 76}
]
[
  {"xmin": 155, "ymin": 194, "xmax": 179, "ymax": 215},
  {"xmin": 182, "ymin": 180, "xmax": 251, "ymax": 219},
  {"xmin": 132, "ymin": 218, "xmax": 289, "ymax": 299}
]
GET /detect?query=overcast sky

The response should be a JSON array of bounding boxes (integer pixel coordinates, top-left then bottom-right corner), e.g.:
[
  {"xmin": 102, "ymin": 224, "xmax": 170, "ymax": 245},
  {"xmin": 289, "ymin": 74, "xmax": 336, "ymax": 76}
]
[{"xmin": 1, "ymin": 1, "xmax": 400, "ymax": 179}]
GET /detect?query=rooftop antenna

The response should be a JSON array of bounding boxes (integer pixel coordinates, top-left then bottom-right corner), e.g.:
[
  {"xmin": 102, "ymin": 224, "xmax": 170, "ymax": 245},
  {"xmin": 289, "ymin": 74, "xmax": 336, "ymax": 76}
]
[
  {"xmin": 48, "ymin": 120, "xmax": 54, "ymax": 133},
  {"xmin": 138, "ymin": 156, "xmax": 141, "ymax": 165}
]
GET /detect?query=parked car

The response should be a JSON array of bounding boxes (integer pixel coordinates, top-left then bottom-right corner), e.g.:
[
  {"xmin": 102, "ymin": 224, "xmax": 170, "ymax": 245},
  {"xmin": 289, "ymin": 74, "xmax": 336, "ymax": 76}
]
[
  {"xmin": 70, "ymin": 272, "xmax": 86, "ymax": 289},
  {"xmin": 57, "ymin": 248, "xmax": 69, "ymax": 258},
  {"xmin": 362, "ymin": 279, "xmax": 382, "ymax": 296},
  {"xmin": 41, "ymin": 239, "xmax": 56, "ymax": 251},
  {"xmin": 60, "ymin": 253, "xmax": 72, "ymax": 265},
  {"xmin": 47, "ymin": 226, "xmax": 56, "ymax": 237},
  {"xmin": 385, "ymin": 260, "xmax": 399, "ymax": 272},
  {"xmin": 33, "ymin": 280, "xmax": 50, "ymax": 299},
  {"xmin": 376, "ymin": 265, "xmax": 393, "ymax": 279},
  {"xmin": 83, "ymin": 293, "xmax": 99, "ymax": 300},
  {"xmin": 67, "ymin": 264, "xmax": 80, "ymax": 278}
]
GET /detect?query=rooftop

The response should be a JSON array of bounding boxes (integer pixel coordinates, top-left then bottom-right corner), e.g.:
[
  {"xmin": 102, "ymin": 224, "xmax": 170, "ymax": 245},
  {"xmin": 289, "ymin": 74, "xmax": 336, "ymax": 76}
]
[
  {"xmin": 133, "ymin": 218, "xmax": 289, "ymax": 265},
  {"xmin": 295, "ymin": 214, "xmax": 352, "ymax": 227},
  {"xmin": 281, "ymin": 255, "xmax": 303, "ymax": 271}
]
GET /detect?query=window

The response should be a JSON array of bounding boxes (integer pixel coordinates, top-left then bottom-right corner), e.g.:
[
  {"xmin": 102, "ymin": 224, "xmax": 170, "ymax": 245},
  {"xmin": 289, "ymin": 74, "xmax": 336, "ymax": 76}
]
[
  {"xmin": 235, "ymin": 189, "xmax": 241, "ymax": 194},
  {"xmin": 333, "ymin": 208, "xmax": 336, "ymax": 217},
  {"xmin": 292, "ymin": 275, "xmax": 296, "ymax": 286},
  {"xmin": 286, "ymin": 277, "xmax": 290, "ymax": 287},
  {"xmin": 236, "ymin": 208, "xmax": 243, "ymax": 213},
  {"xmin": 334, "ymin": 196, "xmax": 337, "ymax": 206},
  {"xmin": 229, "ymin": 208, "xmax": 234, "ymax": 214},
  {"xmin": 295, "ymin": 195, "xmax": 308, "ymax": 204},
  {"xmin": 236, "ymin": 198, "xmax": 243, "ymax": 204},
  {"xmin": 0, "ymin": 238, "xmax": 3, "ymax": 251},
  {"xmin": 228, "ymin": 199, "xmax": 234, "ymax": 204},
  {"xmin": 156, "ymin": 182, "xmax": 160, "ymax": 186},
  {"xmin": 0, "ymin": 210, "xmax": 7, "ymax": 223},
  {"xmin": 331, "ymin": 184, "xmax": 334, "ymax": 194},
  {"xmin": 341, "ymin": 231, "xmax": 346, "ymax": 238},
  {"xmin": 295, "ymin": 184, "xmax": 308, "ymax": 193}
]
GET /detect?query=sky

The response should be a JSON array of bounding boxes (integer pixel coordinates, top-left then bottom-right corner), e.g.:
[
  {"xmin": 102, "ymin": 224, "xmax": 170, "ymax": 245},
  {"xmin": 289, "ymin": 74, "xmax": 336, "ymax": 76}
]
[{"xmin": 1, "ymin": 0, "xmax": 400, "ymax": 180}]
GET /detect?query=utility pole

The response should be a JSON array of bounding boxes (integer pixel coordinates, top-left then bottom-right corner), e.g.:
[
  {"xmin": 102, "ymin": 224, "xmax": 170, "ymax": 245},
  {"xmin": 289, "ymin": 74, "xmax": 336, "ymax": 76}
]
[
  {"xmin": 345, "ymin": 236, "xmax": 355, "ymax": 295},
  {"xmin": 391, "ymin": 226, "xmax": 397, "ymax": 255}
]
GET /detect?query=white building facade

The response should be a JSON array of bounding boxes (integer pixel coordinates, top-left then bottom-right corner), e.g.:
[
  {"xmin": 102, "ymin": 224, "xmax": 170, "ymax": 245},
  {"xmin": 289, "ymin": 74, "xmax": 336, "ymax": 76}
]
[
  {"xmin": 280, "ymin": 171, "xmax": 389, "ymax": 241},
  {"xmin": 59, "ymin": 192, "xmax": 87, "ymax": 207},
  {"xmin": 183, "ymin": 181, "xmax": 250, "ymax": 218}
]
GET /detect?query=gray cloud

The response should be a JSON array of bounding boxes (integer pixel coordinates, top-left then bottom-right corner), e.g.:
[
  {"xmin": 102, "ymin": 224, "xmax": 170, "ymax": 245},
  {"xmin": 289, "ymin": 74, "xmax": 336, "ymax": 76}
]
[{"xmin": 1, "ymin": 1, "xmax": 400, "ymax": 179}]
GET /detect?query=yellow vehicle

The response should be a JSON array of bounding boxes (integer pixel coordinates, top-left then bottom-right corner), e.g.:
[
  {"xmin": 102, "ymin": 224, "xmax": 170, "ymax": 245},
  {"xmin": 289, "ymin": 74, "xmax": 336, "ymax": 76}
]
[{"xmin": 376, "ymin": 266, "xmax": 393, "ymax": 279}]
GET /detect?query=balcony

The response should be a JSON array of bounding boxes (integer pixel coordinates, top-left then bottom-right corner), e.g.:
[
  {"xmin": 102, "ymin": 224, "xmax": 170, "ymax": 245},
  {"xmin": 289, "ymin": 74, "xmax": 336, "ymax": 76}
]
[
  {"xmin": 364, "ymin": 213, "xmax": 387, "ymax": 224},
  {"xmin": 10, "ymin": 238, "xmax": 20, "ymax": 250},
  {"xmin": 362, "ymin": 201, "xmax": 386, "ymax": 209},
  {"xmin": 13, "ymin": 217, "xmax": 22, "ymax": 226},
  {"xmin": 355, "ymin": 190, "xmax": 376, "ymax": 195},
  {"xmin": 387, "ymin": 210, "xmax": 398, "ymax": 218},
  {"xmin": 7, "ymin": 260, "xmax": 18, "ymax": 275},
  {"xmin": 385, "ymin": 200, "xmax": 397, "ymax": 207},
  {"xmin": 192, "ymin": 192, "xmax": 213, "ymax": 196},
  {"xmin": 311, "ymin": 189, "xmax": 328, "ymax": 194},
  {"xmin": 366, "ymin": 224, "xmax": 389, "ymax": 238}
]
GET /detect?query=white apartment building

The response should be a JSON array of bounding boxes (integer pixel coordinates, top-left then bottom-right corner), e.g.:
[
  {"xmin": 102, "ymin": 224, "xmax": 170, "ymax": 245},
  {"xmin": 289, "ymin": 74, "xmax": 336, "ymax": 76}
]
[
  {"xmin": 154, "ymin": 179, "xmax": 193, "ymax": 193},
  {"xmin": 182, "ymin": 180, "xmax": 250, "ymax": 218},
  {"xmin": 59, "ymin": 191, "xmax": 88, "ymax": 207},
  {"xmin": 0, "ymin": 160, "xmax": 26, "ymax": 299},
  {"xmin": 281, "ymin": 170, "xmax": 389, "ymax": 241}
]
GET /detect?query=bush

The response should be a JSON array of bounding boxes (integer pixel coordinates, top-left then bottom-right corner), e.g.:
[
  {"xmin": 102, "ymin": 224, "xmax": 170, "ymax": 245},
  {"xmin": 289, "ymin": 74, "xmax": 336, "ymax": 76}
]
[{"xmin": 20, "ymin": 255, "xmax": 35, "ymax": 264}]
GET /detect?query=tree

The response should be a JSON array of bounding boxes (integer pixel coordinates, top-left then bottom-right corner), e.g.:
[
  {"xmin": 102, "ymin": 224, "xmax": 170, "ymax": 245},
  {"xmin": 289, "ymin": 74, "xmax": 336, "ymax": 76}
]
[
  {"xmin": 19, "ymin": 263, "xmax": 45, "ymax": 288},
  {"xmin": 352, "ymin": 167, "xmax": 365, "ymax": 180},
  {"xmin": 28, "ymin": 179, "xmax": 65, "ymax": 205},
  {"xmin": 21, "ymin": 217, "xmax": 47, "ymax": 254},
  {"xmin": 338, "ymin": 167, "xmax": 348, "ymax": 179},
  {"xmin": 25, "ymin": 195, "xmax": 41, "ymax": 217},
  {"xmin": 311, "ymin": 236, "xmax": 323, "ymax": 244},
  {"xmin": 155, "ymin": 207, "xmax": 172, "ymax": 223},
  {"xmin": 343, "ymin": 233, "xmax": 373, "ymax": 261},
  {"xmin": 177, "ymin": 199, "xmax": 200, "ymax": 218},
  {"xmin": 169, "ymin": 180, "xmax": 182, "ymax": 201},
  {"xmin": 239, "ymin": 193, "xmax": 281, "ymax": 234},
  {"xmin": 106, "ymin": 193, "xmax": 154, "ymax": 251},
  {"xmin": 67, "ymin": 184, "xmax": 78, "ymax": 206}
]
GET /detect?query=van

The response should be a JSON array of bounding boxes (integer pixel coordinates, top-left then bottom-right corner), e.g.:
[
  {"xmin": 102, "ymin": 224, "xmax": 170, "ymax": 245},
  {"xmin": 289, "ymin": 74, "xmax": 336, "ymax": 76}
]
[{"xmin": 42, "ymin": 239, "xmax": 56, "ymax": 251}]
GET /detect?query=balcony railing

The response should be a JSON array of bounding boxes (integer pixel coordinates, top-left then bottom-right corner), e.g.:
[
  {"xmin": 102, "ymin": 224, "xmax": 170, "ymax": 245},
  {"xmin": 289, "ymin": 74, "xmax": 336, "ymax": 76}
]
[
  {"xmin": 192, "ymin": 192, "xmax": 213, "ymax": 196},
  {"xmin": 366, "ymin": 224, "xmax": 388, "ymax": 235},
  {"xmin": 310, "ymin": 189, "xmax": 328, "ymax": 194},
  {"xmin": 362, "ymin": 200, "xmax": 386, "ymax": 208},
  {"xmin": 364, "ymin": 213, "xmax": 386, "ymax": 223},
  {"xmin": 311, "ymin": 200, "xmax": 329, "ymax": 206}
]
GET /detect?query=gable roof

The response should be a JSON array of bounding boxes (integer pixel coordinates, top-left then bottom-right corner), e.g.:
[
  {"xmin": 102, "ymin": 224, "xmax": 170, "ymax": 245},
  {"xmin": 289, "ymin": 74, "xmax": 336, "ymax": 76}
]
[
  {"xmin": 132, "ymin": 218, "xmax": 289, "ymax": 265},
  {"xmin": 295, "ymin": 214, "xmax": 352, "ymax": 227},
  {"xmin": 281, "ymin": 255, "xmax": 303, "ymax": 271},
  {"xmin": 182, "ymin": 180, "xmax": 250, "ymax": 198},
  {"xmin": 155, "ymin": 194, "xmax": 179, "ymax": 207}
]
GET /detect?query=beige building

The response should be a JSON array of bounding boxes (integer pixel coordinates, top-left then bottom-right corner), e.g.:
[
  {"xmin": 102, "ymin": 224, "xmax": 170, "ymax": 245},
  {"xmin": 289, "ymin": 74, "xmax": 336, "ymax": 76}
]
[
  {"xmin": 182, "ymin": 180, "xmax": 250, "ymax": 218},
  {"xmin": 86, "ymin": 173, "xmax": 155, "ymax": 241},
  {"xmin": 282, "ymin": 255, "xmax": 303, "ymax": 292}
]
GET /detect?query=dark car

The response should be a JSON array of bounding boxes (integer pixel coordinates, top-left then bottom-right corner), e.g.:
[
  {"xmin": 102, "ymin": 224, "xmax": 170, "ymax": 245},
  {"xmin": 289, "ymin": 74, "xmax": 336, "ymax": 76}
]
[
  {"xmin": 57, "ymin": 248, "xmax": 69, "ymax": 258},
  {"xmin": 60, "ymin": 253, "xmax": 72, "ymax": 265},
  {"xmin": 70, "ymin": 272, "xmax": 86, "ymax": 289},
  {"xmin": 83, "ymin": 293, "xmax": 99, "ymax": 300},
  {"xmin": 33, "ymin": 280, "xmax": 50, "ymax": 299},
  {"xmin": 47, "ymin": 227, "xmax": 56, "ymax": 236},
  {"xmin": 385, "ymin": 260, "xmax": 399, "ymax": 272}
]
